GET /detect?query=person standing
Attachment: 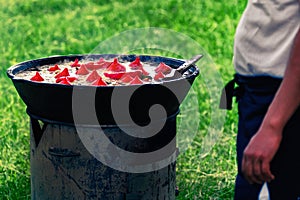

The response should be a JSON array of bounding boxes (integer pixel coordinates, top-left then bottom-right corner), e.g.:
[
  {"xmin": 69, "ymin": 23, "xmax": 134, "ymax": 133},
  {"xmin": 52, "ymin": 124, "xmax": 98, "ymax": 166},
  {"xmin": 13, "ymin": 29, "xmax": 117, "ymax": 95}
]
[{"xmin": 230, "ymin": 0, "xmax": 300, "ymax": 199}]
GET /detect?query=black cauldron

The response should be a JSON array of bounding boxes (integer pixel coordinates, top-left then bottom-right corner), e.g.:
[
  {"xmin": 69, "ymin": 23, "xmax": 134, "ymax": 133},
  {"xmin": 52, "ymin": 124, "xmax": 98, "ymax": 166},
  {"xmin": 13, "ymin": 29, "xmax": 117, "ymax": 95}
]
[{"xmin": 7, "ymin": 54, "xmax": 199, "ymax": 125}]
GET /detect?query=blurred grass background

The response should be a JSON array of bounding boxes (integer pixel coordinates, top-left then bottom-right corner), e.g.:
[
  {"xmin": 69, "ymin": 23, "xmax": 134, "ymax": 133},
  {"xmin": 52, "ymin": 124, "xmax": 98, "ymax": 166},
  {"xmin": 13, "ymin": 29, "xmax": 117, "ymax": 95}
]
[{"xmin": 0, "ymin": 0, "xmax": 246, "ymax": 199}]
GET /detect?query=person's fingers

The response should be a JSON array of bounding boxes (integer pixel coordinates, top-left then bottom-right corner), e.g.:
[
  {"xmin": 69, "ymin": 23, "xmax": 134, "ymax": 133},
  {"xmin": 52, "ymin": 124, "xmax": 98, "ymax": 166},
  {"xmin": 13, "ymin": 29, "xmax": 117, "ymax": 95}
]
[
  {"xmin": 252, "ymin": 158, "xmax": 264, "ymax": 184},
  {"xmin": 261, "ymin": 160, "xmax": 275, "ymax": 182},
  {"xmin": 242, "ymin": 156, "xmax": 254, "ymax": 184},
  {"xmin": 242, "ymin": 155, "xmax": 266, "ymax": 184}
]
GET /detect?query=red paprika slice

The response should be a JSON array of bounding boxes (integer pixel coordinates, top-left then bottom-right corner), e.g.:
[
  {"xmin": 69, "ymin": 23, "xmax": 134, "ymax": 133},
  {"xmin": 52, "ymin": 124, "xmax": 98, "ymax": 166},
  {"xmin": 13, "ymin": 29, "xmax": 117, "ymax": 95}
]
[
  {"xmin": 56, "ymin": 77, "xmax": 71, "ymax": 85},
  {"xmin": 99, "ymin": 61, "xmax": 112, "ymax": 69},
  {"xmin": 48, "ymin": 64, "xmax": 60, "ymax": 72},
  {"xmin": 55, "ymin": 76, "xmax": 76, "ymax": 83},
  {"xmin": 129, "ymin": 57, "xmax": 143, "ymax": 69},
  {"xmin": 56, "ymin": 77, "xmax": 65, "ymax": 83},
  {"xmin": 120, "ymin": 74, "xmax": 133, "ymax": 83},
  {"xmin": 59, "ymin": 78, "xmax": 71, "ymax": 85},
  {"xmin": 155, "ymin": 62, "xmax": 172, "ymax": 75},
  {"xmin": 55, "ymin": 68, "xmax": 70, "ymax": 79},
  {"xmin": 70, "ymin": 58, "xmax": 81, "ymax": 67},
  {"xmin": 81, "ymin": 62, "xmax": 94, "ymax": 70},
  {"xmin": 92, "ymin": 77, "xmax": 107, "ymax": 86},
  {"xmin": 128, "ymin": 57, "xmax": 149, "ymax": 75},
  {"xmin": 67, "ymin": 76, "xmax": 77, "ymax": 82},
  {"xmin": 106, "ymin": 58, "xmax": 126, "ymax": 72},
  {"xmin": 76, "ymin": 65, "xmax": 89, "ymax": 75},
  {"xmin": 141, "ymin": 68, "xmax": 149, "ymax": 76},
  {"xmin": 129, "ymin": 76, "xmax": 143, "ymax": 85},
  {"xmin": 82, "ymin": 62, "xmax": 106, "ymax": 70},
  {"xmin": 96, "ymin": 58, "xmax": 112, "ymax": 69},
  {"xmin": 126, "ymin": 71, "xmax": 143, "ymax": 78},
  {"xmin": 103, "ymin": 72, "xmax": 125, "ymax": 80},
  {"xmin": 86, "ymin": 70, "xmax": 100, "ymax": 82},
  {"xmin": 154, "ymin": 71, "xmax": 165, "ymax": 81},
  {"xmin": 30, "ymin": 72, "xmax": 44, "ymax": 82},
  {"xmin": 104, "ymin": 71, "xmax": 142, "ymax": 80},
  {"xmin": 96, "ymin": 57, "xmax": 106, "ymax": 64}
]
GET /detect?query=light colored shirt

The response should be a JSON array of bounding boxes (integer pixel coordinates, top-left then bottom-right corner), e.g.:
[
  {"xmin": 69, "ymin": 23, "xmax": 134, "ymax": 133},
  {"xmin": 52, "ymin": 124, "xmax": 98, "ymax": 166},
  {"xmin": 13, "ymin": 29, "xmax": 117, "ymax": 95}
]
[{"xmin": 234, "ymin": 0, "xmax": 300, "ymax": 78}]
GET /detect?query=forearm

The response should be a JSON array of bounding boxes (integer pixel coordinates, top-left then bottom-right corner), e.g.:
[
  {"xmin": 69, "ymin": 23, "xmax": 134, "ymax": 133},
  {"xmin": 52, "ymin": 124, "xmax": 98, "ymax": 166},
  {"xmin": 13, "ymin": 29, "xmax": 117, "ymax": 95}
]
[{"xmin": 261, "ymin": 28, "xmax": 300, "ymax": 132}]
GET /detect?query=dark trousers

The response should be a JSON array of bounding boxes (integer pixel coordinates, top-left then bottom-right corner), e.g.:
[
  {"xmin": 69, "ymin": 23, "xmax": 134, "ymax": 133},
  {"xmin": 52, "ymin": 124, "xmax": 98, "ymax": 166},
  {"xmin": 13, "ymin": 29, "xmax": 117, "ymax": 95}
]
[{"xmin": 233, "ymin": 74, "xmax": 300, "ymax": 200}]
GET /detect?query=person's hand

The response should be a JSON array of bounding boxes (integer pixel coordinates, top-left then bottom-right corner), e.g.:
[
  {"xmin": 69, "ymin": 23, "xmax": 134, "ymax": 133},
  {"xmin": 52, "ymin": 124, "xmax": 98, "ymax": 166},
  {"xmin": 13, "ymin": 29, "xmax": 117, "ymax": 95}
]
[{"xmin": 242, "ymin": 125, "xmax": 282, "ymax": 184}]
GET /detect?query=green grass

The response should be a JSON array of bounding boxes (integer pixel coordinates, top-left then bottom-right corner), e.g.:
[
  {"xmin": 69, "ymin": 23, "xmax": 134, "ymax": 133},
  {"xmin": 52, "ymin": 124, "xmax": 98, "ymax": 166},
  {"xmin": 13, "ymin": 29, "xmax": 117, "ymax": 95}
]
[{"xmin": 0, "ymin": 0, "xmax": 246, "ymax": 199}]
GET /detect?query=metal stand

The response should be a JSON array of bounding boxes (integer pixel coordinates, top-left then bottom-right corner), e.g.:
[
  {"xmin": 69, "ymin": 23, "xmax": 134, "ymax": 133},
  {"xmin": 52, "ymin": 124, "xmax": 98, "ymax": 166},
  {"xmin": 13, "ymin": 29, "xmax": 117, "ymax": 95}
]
[{"xmin": 29, "ymin": 114, "xmax": 177, "ymax": 200}]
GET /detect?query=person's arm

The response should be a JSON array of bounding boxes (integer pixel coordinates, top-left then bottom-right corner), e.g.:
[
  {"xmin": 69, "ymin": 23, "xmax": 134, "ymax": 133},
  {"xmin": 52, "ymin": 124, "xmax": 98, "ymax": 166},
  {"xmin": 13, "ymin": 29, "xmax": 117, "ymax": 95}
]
[{"xmin": 241, "ymin": 26, "xmax": 300, "ymax": 184}]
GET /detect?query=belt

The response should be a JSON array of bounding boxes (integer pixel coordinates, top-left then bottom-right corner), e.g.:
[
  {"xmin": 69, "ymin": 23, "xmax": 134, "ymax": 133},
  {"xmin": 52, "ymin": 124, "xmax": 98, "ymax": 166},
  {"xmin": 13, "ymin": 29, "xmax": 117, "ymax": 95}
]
[{"xmin": 219, "ymin": 74, "xmax": 282, "ymax": 110}]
